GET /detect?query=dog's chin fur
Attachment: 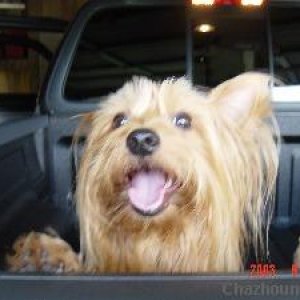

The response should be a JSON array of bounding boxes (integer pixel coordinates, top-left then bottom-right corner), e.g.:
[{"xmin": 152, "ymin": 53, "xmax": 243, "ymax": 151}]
[{"xmin": 76, "ymin": 73, "xmax": 279, "ymax": 273}]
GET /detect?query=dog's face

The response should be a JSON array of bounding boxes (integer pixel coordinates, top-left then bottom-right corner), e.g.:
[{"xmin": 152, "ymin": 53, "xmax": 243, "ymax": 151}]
[
  {"xmin": 77, "ymin": 73, "xmax": 278, "ymax": 271},
  {"xmin": 79, "ymin": 79, "xmax": 214, "ymax": 229}
]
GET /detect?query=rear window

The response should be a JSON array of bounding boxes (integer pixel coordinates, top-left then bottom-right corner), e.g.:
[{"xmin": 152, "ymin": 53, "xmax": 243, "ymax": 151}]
[
  {"xmin": 190, "ymin": 7, "xmax": 269, "ymax": 87},
  {"xmin": 65, "ymin": 2, "xmax": 300, "ymax": 101},
  {"xmin": 65, "ymin": 6, "xmax": 187, "ymax": 100},
  {"xmin": 271, "ymin": 5, "xmax": 300, "ymax": 85}
]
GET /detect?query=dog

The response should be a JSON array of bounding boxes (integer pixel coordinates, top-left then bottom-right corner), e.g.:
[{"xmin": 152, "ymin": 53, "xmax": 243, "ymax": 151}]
[{"xmin": 6, "ymin": 72, "xmax": 279, "ymax": 273}]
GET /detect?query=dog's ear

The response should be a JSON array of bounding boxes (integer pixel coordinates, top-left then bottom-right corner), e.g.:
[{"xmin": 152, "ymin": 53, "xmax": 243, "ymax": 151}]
[
  {"xmin": 72, "ymin": 112, "xmax": 95, "ymax": 177},
  {"xmin": 209, "ymin": 72, "xmax": 272, "ymax": 122},
  {"xmin": 74, "ymin": 112, "xmax": 95, "ymax": 139}
]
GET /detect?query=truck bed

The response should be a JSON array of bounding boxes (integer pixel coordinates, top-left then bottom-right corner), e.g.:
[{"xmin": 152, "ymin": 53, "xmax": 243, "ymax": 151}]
[{"xmin": 1, "ymin": 0, "xmax": 300, "ymax": 299}]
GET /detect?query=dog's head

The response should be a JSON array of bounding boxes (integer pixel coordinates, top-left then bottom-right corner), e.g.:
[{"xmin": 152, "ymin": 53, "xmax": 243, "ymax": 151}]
[{"xmin": 76, "ymin": 73, "xmax": 278, "ymax": 271}]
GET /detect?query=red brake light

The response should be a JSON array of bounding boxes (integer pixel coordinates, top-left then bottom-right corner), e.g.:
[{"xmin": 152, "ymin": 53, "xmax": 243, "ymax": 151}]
[{"xmin": 216, "ymin": 0, "xmax": 236, "ymax": 5}]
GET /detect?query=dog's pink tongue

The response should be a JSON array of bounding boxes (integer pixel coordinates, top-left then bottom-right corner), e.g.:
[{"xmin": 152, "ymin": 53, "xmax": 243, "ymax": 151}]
[{"xmin": 128, "ymin": 170, "xmax": 166, "ymax": 214}]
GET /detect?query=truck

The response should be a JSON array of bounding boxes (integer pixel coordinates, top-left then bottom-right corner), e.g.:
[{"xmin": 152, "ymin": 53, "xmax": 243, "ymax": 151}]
[{"xmin": 0, "ymin": 0, "xmax": 300, "ymax": 299}]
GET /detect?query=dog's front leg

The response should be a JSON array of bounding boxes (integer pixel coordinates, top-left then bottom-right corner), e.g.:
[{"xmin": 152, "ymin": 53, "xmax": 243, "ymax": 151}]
[{"xmin": 6, "ymin": 231, "xmax": 82, "ymax": 273}]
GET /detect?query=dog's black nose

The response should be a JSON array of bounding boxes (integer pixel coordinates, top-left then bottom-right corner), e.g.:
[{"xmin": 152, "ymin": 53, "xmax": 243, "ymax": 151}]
[{"xmin": 127, "ymin": 128, "xmax": 160, "ymax": 156}]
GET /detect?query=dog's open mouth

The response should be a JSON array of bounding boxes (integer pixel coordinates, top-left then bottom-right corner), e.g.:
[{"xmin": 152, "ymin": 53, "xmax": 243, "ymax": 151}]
[{"xmin": 127, "ymin": 168, "xmax": 179, "ymax": 216}]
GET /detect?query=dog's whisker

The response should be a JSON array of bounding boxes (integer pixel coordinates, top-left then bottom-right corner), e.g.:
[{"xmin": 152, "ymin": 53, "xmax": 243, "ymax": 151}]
[
  {"xmin": 107, "ymin": 202, "xmax": 126, "ymax": 217},
  {"xmin": 104, "ymin": 205, "xmax": 129, "ymax": 231}
]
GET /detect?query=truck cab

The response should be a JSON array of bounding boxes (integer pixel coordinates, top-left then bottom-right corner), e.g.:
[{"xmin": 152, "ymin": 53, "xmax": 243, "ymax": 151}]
[{"xmin": 0, "ymin": 0, "xmax": 300, "ymax": 299}]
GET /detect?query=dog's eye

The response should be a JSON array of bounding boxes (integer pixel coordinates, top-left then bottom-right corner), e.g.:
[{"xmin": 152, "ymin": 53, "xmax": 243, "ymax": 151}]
[
  {"xmin": 173, "ymin": 112, "xmax": 191, "ymax": 129},
  {"xmin": 112, "ymin": 113, "xmax": 128, "ymax": 129}
]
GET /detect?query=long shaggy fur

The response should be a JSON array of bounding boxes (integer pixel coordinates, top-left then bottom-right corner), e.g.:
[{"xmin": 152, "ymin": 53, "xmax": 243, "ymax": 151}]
[{"xmin": 76, "ymin": 73, "xmax": 279, "ymax": 273}]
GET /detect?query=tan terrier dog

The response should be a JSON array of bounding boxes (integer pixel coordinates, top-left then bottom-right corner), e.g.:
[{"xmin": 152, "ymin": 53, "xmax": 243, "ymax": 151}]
[{"xmin": 6, "ymin": 73, "xmax": 279, "ymax": 273}]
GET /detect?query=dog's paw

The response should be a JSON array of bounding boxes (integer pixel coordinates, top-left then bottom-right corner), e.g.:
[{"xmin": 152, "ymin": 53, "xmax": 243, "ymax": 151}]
[{"xmin": 6, "ymin": 231, "xmax": 82, "ymax": 273}]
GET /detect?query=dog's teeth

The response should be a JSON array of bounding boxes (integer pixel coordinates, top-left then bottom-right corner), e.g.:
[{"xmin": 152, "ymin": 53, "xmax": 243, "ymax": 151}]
[{"xmin": 164, "ymin": 178, "xmax": 173, "ymax": 189}]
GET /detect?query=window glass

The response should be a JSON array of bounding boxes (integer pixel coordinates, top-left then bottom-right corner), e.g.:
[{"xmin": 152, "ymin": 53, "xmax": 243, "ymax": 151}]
[
  {"xmin": 190, "ymin": 7, "xmax": 269, "ymax": 87},
  {"xmin": 270, "ymin": 5, "xmax": 300, "ymax": 85},
  {"xmin": 65, "ymin": 6, "xmax": 187, "ymax": 101}
]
